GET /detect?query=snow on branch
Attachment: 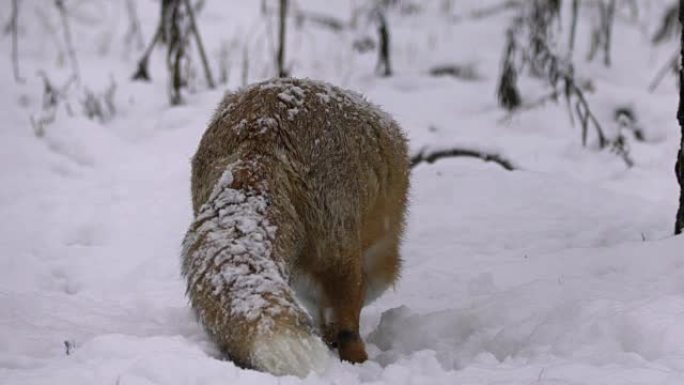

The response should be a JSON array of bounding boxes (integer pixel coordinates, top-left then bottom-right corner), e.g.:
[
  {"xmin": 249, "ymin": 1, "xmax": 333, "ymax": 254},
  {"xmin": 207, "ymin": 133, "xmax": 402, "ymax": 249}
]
[{"xmin": 496, "ymin": 0, "xmax": 633, "ymax": 168}]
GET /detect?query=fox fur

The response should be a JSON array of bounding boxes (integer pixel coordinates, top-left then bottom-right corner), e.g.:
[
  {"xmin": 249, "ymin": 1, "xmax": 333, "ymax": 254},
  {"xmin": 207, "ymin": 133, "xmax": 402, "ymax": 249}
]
[{"xmin": 182, "ymin": 78, "xmax": 409, "ymax": 377}]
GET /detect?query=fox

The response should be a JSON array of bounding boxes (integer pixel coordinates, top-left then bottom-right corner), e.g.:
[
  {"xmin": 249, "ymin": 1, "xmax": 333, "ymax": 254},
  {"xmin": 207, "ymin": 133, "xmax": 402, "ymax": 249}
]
[{"xmin": 181, "ymin": 77, "xmax": 409, "ymax": 377}]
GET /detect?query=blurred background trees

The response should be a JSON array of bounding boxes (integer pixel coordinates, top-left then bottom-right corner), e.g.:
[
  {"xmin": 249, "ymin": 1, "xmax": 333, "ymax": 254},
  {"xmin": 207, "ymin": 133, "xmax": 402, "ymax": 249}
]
[{"xmin": 4, "ymin": 0, "xmax": 683, "ymax": 234}]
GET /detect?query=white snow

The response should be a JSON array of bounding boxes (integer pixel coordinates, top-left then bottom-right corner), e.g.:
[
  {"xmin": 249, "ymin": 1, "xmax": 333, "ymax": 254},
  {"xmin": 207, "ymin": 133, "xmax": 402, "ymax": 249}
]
[
  {"xmin": 276, "ymin": 83, "xmax": 307, "ymax": 120},
  {"xmin": 1, "ymin": 0, "xmax": 683, "ymax": 384}
]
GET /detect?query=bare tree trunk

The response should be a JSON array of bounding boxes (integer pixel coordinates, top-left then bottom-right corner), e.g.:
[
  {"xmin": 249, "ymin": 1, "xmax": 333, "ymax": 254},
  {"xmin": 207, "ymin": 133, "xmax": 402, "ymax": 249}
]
[
  {"xmin": 277, "ymin": 0, "xmax": 288, "ymax": 77},
  {"xmin": 7, "ymin": 0, "xmax": 24, "ymax": 83},
  {"xmin": 124, "ymin": 0, "xmax": 144, "ymax": 51},
  {"xmin": 497, "ymin": 30, "xmax": 521, "ymax": 111},
  {"xmin": 159, "ymin": 0, "xmax": 171, "ymax": 44},
  {"xmin": 675, "ymin": 5, "xmax": 684, "ymax": 235},
  {"xmin": 603, "ymin": 0, "xmax": 616, "ymax": 67},
  {"xmin": 183, "ymin": 0, "xmax": 214, "ymax": 88},
  {"xmin": 241, "ymin": 44, "xmax": 249, "ymax": 86},
  {"xmin": 568, "ymin": 0, "xmax": 579, "ymax": 54},
  {"xmin": 376, "ymin": 10, "xmax": 392, "ymax": 77},
  {"xmin": 55, "ymin": 0, "xmax": 80, "ymax": 82},
  {"xmin": 163, "ymin": 0, "xmax": 191, "ymax": 105}
]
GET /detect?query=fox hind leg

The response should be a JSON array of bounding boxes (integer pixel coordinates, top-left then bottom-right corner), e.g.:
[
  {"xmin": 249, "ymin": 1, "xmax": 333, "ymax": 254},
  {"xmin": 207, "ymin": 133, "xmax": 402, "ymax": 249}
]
[{"xmin": 317, "ymin": 257, "xmax": 369, "ymax": 364}]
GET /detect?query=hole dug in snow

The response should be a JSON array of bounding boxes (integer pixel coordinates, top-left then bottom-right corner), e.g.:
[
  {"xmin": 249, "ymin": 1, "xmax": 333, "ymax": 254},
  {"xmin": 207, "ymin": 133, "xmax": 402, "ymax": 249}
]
[{"xmin": 367, "ymin": 294, "xmax": 684, "ymax": 371}]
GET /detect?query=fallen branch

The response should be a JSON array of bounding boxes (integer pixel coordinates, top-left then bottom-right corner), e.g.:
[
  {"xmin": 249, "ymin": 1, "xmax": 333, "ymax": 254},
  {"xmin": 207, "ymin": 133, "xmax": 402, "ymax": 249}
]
[
  {"xmin": 410, "ymin": 147, "xmax": 516, "ymax": 171},
  {"xmin": 294, "ymin": 11, "xmax": 346, "ymax": 31},
  {"xmin": 429, "ymin": 63, "xmax": 480, "ymax": 80},
  {"xmin": 451, "ymin": 0, "xmax": 521, "ymax": 22},
  {"xmin": 263, "ymin": 7, "xmax": 347, "ymax": 32}
]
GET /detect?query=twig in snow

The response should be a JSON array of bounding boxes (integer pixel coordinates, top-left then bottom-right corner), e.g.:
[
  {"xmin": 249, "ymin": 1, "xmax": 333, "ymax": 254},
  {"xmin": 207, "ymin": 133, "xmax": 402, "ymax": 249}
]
[
  {"xmin": 411, "ymin": 147, "xmax": 517, "ymax": 171},
  {"xmin": 262, "ymin": 4, "xmax": 347, "ymax": 32},
  {"xmin": 497, "ymin": 91, "xmax": 559, "ymax": 123},
  {"xmin": 64, "ymin": 340, "xmax": 75, "ymax": 356},
  {"xmin": 569, "ymin": 77, "xmax": 607, "ymax": 148},
  {"xmin": 30, "ymin": 72, "xmax": 77, "ymax": 137},
  {"xmin": 132, "ymin": 27, "xmax": 161, "ymax": 81},
  {"xmin": 429, "ymin": 63, "xmax": 480, "ymax": 81},
  {"xmin": 648, "ymin": 49, "xmax": 680, "ymax": 92},
  {"xmin": 294, "ymin": 11, "xmax": 346, "ymax": 31},
  {"xmin": 450, "ymin": 0, "xmax": 522, "ymax": 22},
  {"xmin": 82, "ymin": 78, "xmax": 117, "ymax": 123}
]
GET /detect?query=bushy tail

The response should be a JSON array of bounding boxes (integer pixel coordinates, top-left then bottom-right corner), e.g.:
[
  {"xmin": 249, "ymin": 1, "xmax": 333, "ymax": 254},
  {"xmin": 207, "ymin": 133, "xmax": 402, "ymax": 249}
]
[{"xmin": 181, "ymin": 166, "xmax": 330, "ymax": 377}]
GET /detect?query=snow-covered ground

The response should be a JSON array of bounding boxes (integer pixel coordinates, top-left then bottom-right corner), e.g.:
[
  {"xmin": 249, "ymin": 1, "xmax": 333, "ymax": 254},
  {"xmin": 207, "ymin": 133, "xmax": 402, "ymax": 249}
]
[{"xmin": 1, "ymin": 1, "xmax": 683, "ymax": 384}]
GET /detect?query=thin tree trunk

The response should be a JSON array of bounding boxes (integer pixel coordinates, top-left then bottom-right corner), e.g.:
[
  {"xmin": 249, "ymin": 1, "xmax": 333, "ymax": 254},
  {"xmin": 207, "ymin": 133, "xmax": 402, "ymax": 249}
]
[
  {"xmin": 124, "ymin": 0, "xmax": 144, "ymax": 50},
  {"xmin": 163, "ymin": 0, "xmax": 191, "ymax": 105},
  {"xmin": 675, "ymin": 5, "xmax": 684, "ymax": 234},
  {"xmin": 376, "ymin": 10, "xmax": 392, "ymax": 77},
  {"xmin": 568, "ymin": 0, "xmax": 579, "ymax": 54},
  {"xmin": 277, "ymin": 0, "xmax": 288, "ymax": 77},
  {"xmin": 160, "ymin": 0, "xmax": 171, "ymax": 44},
  {"xmin": 55, "ymin": 0, "xmax": 80, "ymax": 82},
  {"xmin": 183, "ymin": 0, "xmax": 214, "ymax": 88},
  {"xmin": 8, "ymin": 0, "xmax": 24, "ymax": 83},
  {"xmin": 241, "ymin": 44, "xmax": 249, "ymax": 86},
  {"xmin": 603, "ymin": 0, "xmax": 616, "ymax": 67}
]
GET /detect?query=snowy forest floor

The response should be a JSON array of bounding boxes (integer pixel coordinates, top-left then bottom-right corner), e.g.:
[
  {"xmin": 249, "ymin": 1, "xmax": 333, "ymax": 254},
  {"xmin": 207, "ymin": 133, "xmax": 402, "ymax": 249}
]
[{"xmin": 1, "ymin": 1, "xmax": 684, "ymax": 384}]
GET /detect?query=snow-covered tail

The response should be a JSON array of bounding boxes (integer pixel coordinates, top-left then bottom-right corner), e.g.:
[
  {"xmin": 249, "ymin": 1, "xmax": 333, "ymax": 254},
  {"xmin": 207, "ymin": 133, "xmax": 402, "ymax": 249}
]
[{"xmin": 181, "ymin": 164, "xmax": 330, "ymax": 377}]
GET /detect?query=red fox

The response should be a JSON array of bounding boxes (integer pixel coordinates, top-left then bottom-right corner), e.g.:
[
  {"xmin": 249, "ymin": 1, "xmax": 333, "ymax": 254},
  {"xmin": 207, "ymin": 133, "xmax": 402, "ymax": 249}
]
[{"xmin": 182, "ymin": 78, "xmax": 409, "ymax": 376}]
